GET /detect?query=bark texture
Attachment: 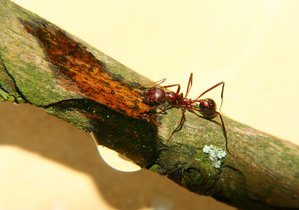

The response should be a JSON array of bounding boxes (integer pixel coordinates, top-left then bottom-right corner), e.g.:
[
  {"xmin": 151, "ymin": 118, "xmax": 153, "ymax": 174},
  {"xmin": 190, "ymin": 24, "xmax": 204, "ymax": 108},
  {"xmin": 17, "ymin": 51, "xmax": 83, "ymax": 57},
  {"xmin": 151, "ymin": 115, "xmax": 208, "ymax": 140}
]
[{"xmin": 0, "ymin": 1, "xmax": 298, "ymax": 209}]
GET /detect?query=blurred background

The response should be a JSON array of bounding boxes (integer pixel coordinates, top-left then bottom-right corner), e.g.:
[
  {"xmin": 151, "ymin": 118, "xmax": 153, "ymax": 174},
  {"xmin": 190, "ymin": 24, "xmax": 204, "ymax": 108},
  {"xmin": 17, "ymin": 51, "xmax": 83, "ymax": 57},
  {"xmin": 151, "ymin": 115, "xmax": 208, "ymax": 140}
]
[{"xmin": 1, "ymin": 0, "xmax": 299, "ymax": 209}]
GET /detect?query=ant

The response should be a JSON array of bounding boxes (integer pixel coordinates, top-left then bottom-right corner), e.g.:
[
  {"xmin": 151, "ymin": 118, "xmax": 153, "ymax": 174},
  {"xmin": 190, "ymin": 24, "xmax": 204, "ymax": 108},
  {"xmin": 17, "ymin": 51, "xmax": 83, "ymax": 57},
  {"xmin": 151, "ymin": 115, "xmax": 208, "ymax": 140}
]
[{"xmin": 143, "ymin": 73, "xmax": 236, "ymax": 158}]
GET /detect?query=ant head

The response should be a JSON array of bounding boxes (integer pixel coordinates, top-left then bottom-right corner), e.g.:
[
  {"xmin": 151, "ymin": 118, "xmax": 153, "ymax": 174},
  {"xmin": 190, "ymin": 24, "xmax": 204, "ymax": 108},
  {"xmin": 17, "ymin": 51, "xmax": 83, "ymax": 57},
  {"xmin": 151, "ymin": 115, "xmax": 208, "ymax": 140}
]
[
  {"xmin": 198, "ymin": 98, "xmax": 218, "ymax": 119},
  {"xmin": 143, "ymin": 88, "xmax": 166, "ymax": 105}
]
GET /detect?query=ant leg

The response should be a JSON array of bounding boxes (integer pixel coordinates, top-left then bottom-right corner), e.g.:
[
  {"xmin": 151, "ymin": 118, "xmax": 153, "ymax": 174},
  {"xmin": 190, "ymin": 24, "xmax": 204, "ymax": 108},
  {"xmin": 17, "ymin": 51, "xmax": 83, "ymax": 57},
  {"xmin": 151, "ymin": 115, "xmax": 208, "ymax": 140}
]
[
  {"xmin": 185, "ymin": 73, "xmax": 193, "ymax": 98},
  {"xmin": 163, "ymin": 84, "xmax": 181, "ymax": 95},
  {"xmin": 145, "ymin": 78, "xmax": 167, "ymax": 87},
  {"xmin": 143, "ymin": 103, "xmax": 172, "ymax": 115},
  {"xmin": 187, "ymin": 108, "xmax": 204, "ymax": 119},
  {"xmin": 156, "ymin": 78, "xmax": 167, "ymax": 86},
  {"xmin": 217, "ymin": 111, "xmax": 237, "ymax": 158},
  {"xmin": 196, "ymin": 82, "xmax": 225, "ymax": 111},
  {"xmin": 156, "ymin": 104, "xmax": 173, "ymax": 114},
  {"xmin": 168, "ymin": 108, "xmax": 186, "ymax": 140},
  {"xmin": 163, "ymin": 72, "xmax": 193, "ymax": 96}
]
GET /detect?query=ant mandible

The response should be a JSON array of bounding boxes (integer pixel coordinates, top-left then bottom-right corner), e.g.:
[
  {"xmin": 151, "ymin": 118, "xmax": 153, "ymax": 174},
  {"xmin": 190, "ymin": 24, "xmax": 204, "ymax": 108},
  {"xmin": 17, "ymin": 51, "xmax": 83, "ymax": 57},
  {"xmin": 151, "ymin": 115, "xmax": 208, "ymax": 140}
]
[{"xmin": 143, "ymin": 73, "xmax": 236, "ymax": 158}]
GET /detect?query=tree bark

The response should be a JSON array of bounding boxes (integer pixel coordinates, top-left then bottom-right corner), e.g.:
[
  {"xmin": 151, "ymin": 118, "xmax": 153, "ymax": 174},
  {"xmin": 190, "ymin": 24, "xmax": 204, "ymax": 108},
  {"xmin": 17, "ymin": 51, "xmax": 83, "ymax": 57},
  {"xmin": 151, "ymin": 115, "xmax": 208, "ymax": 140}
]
[{"xmin": 0, "ymin": 1, "xmax": 298, "ymax": 209}]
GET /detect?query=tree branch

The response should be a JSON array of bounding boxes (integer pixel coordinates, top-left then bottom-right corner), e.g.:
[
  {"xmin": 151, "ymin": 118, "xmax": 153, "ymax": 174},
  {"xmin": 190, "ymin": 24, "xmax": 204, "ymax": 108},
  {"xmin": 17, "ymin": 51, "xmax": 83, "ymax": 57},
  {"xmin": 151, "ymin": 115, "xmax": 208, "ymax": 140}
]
[{"xmin": 0, "ymin": 1, "xmax": 298, "ymax": 209}]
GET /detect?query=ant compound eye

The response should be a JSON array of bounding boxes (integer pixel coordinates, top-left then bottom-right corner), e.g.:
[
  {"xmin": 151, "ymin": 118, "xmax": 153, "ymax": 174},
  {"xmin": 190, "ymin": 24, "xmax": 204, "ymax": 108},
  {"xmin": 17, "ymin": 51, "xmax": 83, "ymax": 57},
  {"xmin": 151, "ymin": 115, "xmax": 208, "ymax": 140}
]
[
  {"xmin": 199, "ymin": 100, "xmax": 208, "ymax": 109},
  {"xmin": 203, "ymin": 101, "xmax": 209, "ymax": 108}
]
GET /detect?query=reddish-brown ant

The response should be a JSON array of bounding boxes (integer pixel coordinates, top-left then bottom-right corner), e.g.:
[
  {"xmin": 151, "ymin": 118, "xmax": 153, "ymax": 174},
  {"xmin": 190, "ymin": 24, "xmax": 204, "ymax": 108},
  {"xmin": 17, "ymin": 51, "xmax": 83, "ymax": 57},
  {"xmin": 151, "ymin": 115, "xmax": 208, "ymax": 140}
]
[{"xmin": 143, "ymin": 73, "xmax": 236, "ymax": 158}]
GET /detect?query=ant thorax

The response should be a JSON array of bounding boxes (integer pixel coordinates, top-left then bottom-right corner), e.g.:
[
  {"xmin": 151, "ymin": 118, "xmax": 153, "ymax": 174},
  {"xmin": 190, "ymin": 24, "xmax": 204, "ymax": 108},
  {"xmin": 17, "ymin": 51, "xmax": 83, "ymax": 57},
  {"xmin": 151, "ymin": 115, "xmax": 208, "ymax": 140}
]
[{"xmin": 165, "ymin": 92, "xmax": 183, "ymax": 105}]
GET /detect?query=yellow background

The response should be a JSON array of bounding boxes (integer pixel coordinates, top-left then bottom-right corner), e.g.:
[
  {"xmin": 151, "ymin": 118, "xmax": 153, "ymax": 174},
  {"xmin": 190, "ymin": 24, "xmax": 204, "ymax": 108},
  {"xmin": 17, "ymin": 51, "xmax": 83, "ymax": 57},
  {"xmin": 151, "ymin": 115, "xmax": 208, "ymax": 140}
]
[{"xmin": 1, "ymin": 0, "xmax": 299, "ymax": 209}]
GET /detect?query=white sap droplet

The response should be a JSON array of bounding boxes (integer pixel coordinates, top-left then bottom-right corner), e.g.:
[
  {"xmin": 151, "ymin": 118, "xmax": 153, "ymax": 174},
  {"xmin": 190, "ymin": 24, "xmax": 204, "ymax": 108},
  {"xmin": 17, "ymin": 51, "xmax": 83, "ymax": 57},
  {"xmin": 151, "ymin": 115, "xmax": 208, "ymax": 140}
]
[{"xmin": 91, "ymin": 133, "xmax": 141, "ymax": 172}]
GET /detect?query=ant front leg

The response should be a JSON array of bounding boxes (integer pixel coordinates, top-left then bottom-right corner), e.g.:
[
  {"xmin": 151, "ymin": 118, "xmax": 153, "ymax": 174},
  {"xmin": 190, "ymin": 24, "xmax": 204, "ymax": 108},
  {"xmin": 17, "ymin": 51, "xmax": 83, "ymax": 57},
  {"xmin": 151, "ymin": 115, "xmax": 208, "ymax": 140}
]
[
  {"xmin": 217, "ymin": 111, "xmax": 237, "ymax": 158},
  {"xmin": 191, "ymin": 106, "xmax": 237, "ymax": 158}
]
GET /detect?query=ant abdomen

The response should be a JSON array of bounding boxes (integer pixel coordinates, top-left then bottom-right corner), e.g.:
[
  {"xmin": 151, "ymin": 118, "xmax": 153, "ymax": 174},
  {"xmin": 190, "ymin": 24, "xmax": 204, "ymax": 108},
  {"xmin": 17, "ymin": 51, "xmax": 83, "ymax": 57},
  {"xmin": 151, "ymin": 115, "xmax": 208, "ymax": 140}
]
[
  {"xmin": 143, "ymin": 88, "xmax": 166, "ymax": 106},
  {"xmin": 198, "ymin": 98, "xmax": 218, "ymax": 120}
]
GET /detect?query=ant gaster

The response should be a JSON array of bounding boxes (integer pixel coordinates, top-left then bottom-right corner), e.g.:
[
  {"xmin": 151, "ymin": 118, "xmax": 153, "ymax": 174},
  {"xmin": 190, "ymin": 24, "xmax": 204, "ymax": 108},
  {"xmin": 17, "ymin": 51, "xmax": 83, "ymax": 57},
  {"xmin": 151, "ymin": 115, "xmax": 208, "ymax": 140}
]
[{"xmin": 143, "ymin": 73, "xmax": 236, "ymax": 158}]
